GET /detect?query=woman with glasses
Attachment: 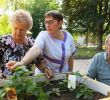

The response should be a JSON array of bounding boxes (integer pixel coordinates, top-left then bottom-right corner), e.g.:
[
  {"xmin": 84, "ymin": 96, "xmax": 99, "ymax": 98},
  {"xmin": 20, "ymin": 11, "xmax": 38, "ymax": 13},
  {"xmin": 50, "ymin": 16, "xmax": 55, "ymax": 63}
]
[{"xmin": 7, "ymin": 10, "xmax": 76, "ymax": 78}]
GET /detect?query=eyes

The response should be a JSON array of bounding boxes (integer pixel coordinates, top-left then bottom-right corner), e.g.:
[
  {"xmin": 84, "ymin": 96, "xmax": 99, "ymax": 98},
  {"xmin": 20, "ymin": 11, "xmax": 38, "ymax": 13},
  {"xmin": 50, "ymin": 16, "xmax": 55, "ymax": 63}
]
[
  {"xmin": 44, "ymin": 20, "xmax": 56, "ymax": 25},
  {"xmin": 14, "ymin": 27, "xmax": 27, "ymax": 33}
]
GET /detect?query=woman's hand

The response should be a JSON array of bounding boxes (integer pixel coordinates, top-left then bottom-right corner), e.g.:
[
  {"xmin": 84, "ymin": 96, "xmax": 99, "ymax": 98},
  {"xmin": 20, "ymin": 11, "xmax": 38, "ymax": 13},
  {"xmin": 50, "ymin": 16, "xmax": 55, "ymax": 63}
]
[
  {"xmin": 6, "ymin": 61, "xmax": 24, "ymax": 70},
  {"xmin": 44, "ymin": 68, "xmax": 54, "ymax": 79}
]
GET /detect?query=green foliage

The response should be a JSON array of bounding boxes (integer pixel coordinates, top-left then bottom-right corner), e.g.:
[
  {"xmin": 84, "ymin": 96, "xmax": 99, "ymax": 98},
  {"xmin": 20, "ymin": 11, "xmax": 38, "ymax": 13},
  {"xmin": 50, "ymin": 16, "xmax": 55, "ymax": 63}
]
[
  {"xmin": 75, "ymin": 47, "xmax": 104, "ymax": 59},
  {"xmin": 0, "ymin": 0, "xmax": 6, "ymax": 8},
  {"xmin": 47, "ymin": 75, "xmax": 94, "ymax": 100},
  {"xmin": 26, "ymin": 0, "xmax": 59, "ymax": 38},
  {"xmin": 72, "ymin": 71, "xmax": 82, "ymax": 77},
  {"xmin": 0, "ymin": 67, "xmax": 95, "ymax": 99},
  {"xmin": 0, "ymin": 67, "xmax": 49, "ymax": 99},
  {"xmin": 0, "ymin": 0, "xmax": 59, "ymax": 37},
  {"xmin": 0, "ymin": 87, "xmax": 6, "ymax": 100},
  {"xmin": 74, "ymin": 84, "xmax": 94, "ymax": 99},
  {"xmin": 0, "ymin": 14, "xmax": 11, "ymax": 35},
  {"xmin": 62, "ymin": 0, "xmax": 110, "ymax": 33},
  {"xmin": 61, "ymin": 0, "xmax": 110, "ymax": 50},
  {"xmin": 6, "ymin": 0, "xmax": 30, "ymax": 10},
  {"xmin": 0, "ymin": 0, "xmax": 31, "ymax": 36}
]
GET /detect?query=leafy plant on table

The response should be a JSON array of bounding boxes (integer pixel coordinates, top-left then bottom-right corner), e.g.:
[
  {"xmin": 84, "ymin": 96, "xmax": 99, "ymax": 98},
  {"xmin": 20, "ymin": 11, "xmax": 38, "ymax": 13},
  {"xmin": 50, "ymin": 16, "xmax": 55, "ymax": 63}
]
[
  {"xmin": 73, "ymin": 84, "xmax": 94, "ymax": 100},
  {"xmin": 72, "ymin": 71, "xmax": 94, "ymax": 99},
  {"xmin": 0, "ymin": 67, "xmax": 49, "ymax": 100},
  {"xmin": 0, "ymin": 69, "xmax": 94, "ymax": 100},
  {"xmin": 46, "ymin": 71, "xmax": 94, "ymax": 100},
  {"xmin": 0, "ymin": 87, "xmax": 6, "ymax": 99}
]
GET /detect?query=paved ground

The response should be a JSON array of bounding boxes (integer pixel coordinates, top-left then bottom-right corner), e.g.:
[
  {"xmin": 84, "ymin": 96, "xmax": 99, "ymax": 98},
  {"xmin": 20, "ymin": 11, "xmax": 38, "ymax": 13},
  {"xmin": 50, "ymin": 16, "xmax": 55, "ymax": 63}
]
[{"xmin": 73, "ymin": 59, "xmax": 91, "ymax": 74}]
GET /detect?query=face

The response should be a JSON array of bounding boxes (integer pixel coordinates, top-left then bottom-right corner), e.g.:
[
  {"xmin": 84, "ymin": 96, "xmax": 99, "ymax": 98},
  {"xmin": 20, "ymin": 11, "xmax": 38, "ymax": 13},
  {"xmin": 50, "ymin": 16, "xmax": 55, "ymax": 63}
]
[
  {"xmin": 12, "ymin": 22, "xmax": 28, "ymax": 39},
  {"xmin": 45, "ymin": 16, "xmax": 63, "ymax": 36},
  {"xmin": 105, "ymin": 37, "xmax": 110, "ymax": 57}
]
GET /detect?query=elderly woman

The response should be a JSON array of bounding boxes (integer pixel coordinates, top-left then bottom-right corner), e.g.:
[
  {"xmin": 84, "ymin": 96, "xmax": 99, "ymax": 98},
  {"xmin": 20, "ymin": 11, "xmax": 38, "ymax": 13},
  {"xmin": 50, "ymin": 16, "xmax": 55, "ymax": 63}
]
[
  {"xmin": 7, "ymin": 10, "xmax": 76, "ymax": 78},
  {"xmin": 0, "ymin": 9, "xmax": 42, "ymax": 78}
]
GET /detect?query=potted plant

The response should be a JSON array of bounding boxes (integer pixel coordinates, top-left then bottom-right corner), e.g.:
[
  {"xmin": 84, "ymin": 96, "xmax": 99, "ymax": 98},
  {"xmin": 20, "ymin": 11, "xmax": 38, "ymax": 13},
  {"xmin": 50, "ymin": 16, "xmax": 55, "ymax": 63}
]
[{"xmin": 0, "ymin": 67, "xmax": 49, "ymax": 100}]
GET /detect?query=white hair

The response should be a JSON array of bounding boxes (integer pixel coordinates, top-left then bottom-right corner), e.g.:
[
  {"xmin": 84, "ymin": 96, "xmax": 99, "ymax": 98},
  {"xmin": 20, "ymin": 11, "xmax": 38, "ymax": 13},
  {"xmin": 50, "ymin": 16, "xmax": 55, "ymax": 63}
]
[
  {"xmin": 10, "ymin": 9, "xmax": 33, "ymax": 30},
  {"xmin": 105, "ymin": 34, "xmax": 110, "ymax": 45}
]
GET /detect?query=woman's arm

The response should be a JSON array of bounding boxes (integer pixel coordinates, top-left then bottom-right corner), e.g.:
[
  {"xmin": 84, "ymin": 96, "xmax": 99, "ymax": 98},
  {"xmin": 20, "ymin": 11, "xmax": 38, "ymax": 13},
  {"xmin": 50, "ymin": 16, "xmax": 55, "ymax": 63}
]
[
  {"xmin": 68, "ymin": 56, "xmax": 74, "ymax": 72},
  {"xmin": 21, "ymin": 46, "xmax": 41, "ymax": 65},
  {"xmin": 36, "ymin": 59, "xmax": 47, "ymax": 72},
  {"xmin": 36, "ymin": 59, "xmax": 54, "ymax": 79},
  {"xmin": 6, "ymin": 46, "xmax": 41, "ymax": 70}
]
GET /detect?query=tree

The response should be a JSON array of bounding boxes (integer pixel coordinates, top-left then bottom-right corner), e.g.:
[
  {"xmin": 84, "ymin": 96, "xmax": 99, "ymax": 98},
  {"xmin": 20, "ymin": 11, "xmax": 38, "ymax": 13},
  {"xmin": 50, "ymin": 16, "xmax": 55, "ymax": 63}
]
[
  {"xmin": 27, "ymin": 0, "xmax": 59, "ymax": 38},
  {"xmin": 62, "ymin": 0, "xmax": 110, "ymax": 50},
  {"xmin": 0, "ymin": 14, "xmax": 11, "ymax": 35},
  {"xmin": 0, "ymin": 0, "xmax": 30, "ymax": 35},
  {"xmin": 0, "ymin": 0, "xmax": 59, "ymax": 37},
  {"xmin": 6, "ymin": 0, "xmax": 29, "ymax": 10}
]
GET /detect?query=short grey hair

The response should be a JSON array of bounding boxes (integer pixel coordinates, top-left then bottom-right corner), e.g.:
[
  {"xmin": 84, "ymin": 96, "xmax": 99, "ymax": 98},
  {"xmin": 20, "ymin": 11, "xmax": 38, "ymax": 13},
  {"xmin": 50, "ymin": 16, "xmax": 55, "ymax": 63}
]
[
  {"xmin": 105, "ymin": 34, "xmax": 110, "ymax": 45},
  {"xmin": 10, "ymin": 9, "xmax": 33, "ymax": 30}
]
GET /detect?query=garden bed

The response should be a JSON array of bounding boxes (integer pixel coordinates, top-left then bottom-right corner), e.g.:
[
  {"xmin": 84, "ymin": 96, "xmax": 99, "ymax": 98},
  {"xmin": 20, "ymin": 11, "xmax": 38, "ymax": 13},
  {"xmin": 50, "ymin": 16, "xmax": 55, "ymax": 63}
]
[
  {"xmin": 3, "ymin": 80, "xmax": 106, "ymax": 100},
  {"xmin": 0, "ymin": 67, "xmax": 110, "ymax": 100}
]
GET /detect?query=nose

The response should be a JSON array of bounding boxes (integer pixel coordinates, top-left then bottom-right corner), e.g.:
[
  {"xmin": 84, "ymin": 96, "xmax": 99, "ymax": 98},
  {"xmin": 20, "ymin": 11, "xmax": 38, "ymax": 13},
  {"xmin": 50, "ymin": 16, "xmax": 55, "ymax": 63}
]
[{"xmin": 16, "ymin": 29, "xmax": 20, "ymax": 35}]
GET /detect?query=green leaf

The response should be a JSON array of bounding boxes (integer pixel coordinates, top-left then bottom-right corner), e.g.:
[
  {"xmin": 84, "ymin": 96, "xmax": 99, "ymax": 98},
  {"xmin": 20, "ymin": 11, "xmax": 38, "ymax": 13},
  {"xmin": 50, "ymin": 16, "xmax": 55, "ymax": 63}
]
[
  {"xmin": 76, "ymin": 92, "xmax": 84, "ymax": 99},
  {"xmin": 72, "ymin": 71, "xmax": 82, "ymax": 77},
  {"xmin": 0, "ymin": 88, "xmax": 6, "ymax": 99}
]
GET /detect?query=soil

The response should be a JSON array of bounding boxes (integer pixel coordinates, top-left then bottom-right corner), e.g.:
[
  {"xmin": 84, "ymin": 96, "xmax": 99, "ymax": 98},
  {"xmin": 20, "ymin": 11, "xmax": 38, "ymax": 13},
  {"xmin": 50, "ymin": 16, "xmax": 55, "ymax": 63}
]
[
  {"xmin": 49, "ymin": 92, "xmax": 106, "ymax": 100},
  {"xmin": 45, "ymin": 80, "xmax": 106, "ymax": 100}
]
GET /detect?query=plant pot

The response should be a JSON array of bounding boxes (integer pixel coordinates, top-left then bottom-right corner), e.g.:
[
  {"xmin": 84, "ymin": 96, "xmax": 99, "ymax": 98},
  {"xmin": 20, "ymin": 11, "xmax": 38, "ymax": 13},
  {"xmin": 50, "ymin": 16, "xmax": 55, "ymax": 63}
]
[{"xmin": 5, "ymin": 87, "xmax": 17, "ymax": 100}]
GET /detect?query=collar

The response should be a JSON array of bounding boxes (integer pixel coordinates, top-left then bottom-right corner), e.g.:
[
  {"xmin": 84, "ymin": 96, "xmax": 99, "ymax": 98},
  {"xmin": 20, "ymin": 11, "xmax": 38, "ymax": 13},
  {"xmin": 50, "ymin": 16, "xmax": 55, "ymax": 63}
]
[
  {"xmin": 104, "ymin": 52, "xmax": 107, "ymax": 61},
  {"xmin": 104, "ymin": 52, "xmax": 110, "ymax": 64}
]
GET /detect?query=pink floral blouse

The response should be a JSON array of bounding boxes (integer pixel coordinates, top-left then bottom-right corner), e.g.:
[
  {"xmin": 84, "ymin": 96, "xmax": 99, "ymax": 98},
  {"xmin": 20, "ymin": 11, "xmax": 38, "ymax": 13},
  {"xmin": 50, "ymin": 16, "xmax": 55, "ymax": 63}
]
[{"xmin": 0, "ymin": 34, "xmax": 42, "ymax": 78}]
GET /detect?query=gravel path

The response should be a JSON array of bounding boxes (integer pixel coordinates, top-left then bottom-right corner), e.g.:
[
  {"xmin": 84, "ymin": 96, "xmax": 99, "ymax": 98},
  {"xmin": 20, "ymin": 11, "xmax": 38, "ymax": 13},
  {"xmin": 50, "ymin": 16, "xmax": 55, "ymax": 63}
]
[{"xmin": 73, "ymin": 59, "xmax": 91, "ymax": 74}]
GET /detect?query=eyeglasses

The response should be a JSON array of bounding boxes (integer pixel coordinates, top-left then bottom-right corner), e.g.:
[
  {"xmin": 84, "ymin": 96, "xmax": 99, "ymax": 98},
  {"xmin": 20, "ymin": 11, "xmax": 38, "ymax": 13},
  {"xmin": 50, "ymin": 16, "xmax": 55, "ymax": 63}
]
[{"xmin": 44, "ymin": 20, "xmax": 56, "ymax": 25}]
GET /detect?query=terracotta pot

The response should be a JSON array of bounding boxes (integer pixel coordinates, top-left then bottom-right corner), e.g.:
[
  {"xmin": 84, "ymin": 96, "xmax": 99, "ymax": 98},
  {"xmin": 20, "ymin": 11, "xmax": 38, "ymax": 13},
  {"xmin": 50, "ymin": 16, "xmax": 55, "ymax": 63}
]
[{"xmin": 5, "ymin": 87, "xmax": 17, "ymax": 100}]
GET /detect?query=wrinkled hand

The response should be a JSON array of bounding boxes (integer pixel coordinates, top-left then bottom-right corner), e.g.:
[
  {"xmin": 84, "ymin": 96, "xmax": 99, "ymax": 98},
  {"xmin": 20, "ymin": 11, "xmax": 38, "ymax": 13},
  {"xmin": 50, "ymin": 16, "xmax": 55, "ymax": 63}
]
[
  {"xmin": 44, "ymin": 68, "xmax": 54, "ymax": 79},
  {"xmin": 6, "ymin": 61, "xmax": 23, "ymax": 70}
]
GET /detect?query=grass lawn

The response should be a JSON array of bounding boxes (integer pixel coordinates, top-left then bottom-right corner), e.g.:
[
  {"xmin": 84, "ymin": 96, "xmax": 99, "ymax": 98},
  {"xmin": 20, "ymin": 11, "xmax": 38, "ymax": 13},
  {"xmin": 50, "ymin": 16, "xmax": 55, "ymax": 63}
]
[{"xmin": 74, "ymin": 47, "xmax": 104, "ymax": 59}]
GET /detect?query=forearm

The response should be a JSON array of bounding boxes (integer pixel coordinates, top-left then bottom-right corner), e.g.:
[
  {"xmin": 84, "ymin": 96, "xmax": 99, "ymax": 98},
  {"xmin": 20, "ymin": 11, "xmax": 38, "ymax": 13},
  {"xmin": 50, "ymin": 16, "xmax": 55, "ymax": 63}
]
[
  {"xmin": 21, "ymin": 46, "xmax": 41, "ymax": 66},
  {"xmin": 36, "ymin": 60, "xmax": 48, "ymax": 72},
  {"xmin": 36, "ymin": 59, "xmax": 54, "ymax": 79},
  {"xmin": 68, "ymin": 56, "xmax": 74, "ymax": 72}
]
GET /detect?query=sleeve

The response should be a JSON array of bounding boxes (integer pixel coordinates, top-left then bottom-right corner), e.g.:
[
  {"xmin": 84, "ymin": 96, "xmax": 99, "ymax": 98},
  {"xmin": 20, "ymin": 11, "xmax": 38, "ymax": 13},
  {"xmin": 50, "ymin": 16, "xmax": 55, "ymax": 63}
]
[
  {"xmin": 26, "ymin": 36, "xmax": 44, "ymax": 69},
  {"xmin": 70, "ymin": 35, "xmax": 76, "ymax": 56},
  {"xmin": 87, "ymin": 55, "xmax": 98, "ymax": 79},
  {"xmin": 34, "ymin": 31, "xmax": 45, "ymax": 51},
  {"xmin": 26, "ymin": 54, "xmax": 44, "ymax": 70}
]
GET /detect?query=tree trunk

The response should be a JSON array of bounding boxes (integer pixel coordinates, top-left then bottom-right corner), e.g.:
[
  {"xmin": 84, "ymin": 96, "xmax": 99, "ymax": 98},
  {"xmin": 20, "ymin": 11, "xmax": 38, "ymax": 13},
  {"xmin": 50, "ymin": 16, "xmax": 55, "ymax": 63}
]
[
  {"xmin": 97, "ymin": 32, "xmax": 103, "ymax": 50},
  {"xmin": 85, "ymin": 31, "xmax": 89, "ymax": 47}
]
